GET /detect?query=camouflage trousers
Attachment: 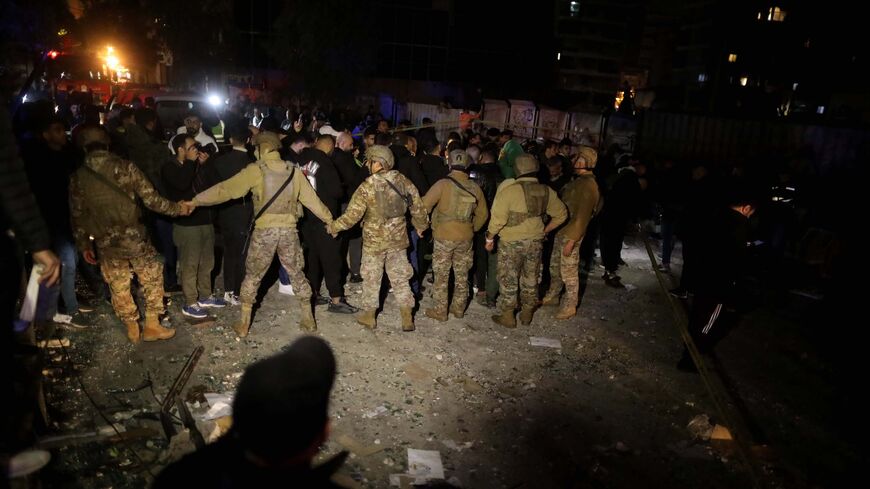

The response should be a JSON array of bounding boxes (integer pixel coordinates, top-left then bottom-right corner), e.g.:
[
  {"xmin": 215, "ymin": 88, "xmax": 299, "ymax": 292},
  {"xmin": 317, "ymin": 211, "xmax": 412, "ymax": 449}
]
[
  {"xmin": 431, "ymin": 239, "xmax": 473, "ymax": 312},
  {"xmin": 360, "ymin": 248, "xmax": 414, "ymax": 310},
  {"xmin": 100, "ymin": 255, "xmax": 164, "ymax": 322},
  {"xmin": 241, "ymin": 227, "xmax": 311, "ymax": 305},
  {"xmin": 496, "ymin": 239, "xmax": 543, "ymax": 312},
  {"xmin": 546, "ymin": 234, "xmax": 582, "ymax": 309}
]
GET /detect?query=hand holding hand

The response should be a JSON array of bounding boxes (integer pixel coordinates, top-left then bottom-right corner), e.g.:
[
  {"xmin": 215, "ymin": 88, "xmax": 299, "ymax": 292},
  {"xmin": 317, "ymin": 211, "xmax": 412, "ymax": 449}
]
[
  {"xmin": 179, "ymin": 201, "xmax": 196, "ymax": 216},
  {"xmin": 485, "ymin": 239, "xmax": 494, "ymax": 252}
]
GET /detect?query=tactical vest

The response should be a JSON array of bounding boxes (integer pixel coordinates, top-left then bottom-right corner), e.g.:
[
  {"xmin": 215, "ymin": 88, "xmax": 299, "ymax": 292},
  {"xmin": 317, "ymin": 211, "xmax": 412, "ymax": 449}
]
[
  {"xmin": 78, "ymin": 153, "xmax": 139, "ymax": 228},
  {"xmin": 258, "ymin": 161, "xmax": 296, "ymax": 216},
  {"xmin": 433, "ymin": 178, "xmax": 477, "ymax": 225},
  {"xmin": 505, "ymin": 181, "xmax": 549, "ymax": 227},
  {"xmin": 371, "ymin": 172, "xmax": 408, "ymax": 220}
]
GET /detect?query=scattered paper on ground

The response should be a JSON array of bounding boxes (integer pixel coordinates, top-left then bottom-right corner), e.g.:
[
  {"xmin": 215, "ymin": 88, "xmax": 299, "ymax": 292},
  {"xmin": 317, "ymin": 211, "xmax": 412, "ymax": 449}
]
[
  {"xmin": 529, "ymin": 337, "xmax": 562, "ymax": 349},
  {"xmin": 407, "ymin": 448, "xmax": 444, "ymax": 480}
]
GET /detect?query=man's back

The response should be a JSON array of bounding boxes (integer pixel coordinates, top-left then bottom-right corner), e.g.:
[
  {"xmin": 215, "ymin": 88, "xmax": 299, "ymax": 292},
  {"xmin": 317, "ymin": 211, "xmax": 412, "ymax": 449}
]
[{"xmin": 154, "ymin": 436, "xmax": 346, "ymax": 489}]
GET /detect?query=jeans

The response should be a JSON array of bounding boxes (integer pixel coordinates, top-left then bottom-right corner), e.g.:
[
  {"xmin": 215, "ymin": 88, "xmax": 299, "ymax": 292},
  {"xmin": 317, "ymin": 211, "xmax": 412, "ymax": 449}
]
[
  {"xmin": 53, "ymin": 235, "xmax": 79, "ymax": 315},
  {"xmin": 661, "ymin": 213, "xmax": 677, "ymax": 265}
]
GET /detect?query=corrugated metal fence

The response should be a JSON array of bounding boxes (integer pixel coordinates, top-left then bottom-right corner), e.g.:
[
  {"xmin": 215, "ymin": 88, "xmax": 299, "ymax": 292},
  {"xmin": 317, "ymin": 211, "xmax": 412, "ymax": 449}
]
[{"xmin": 637, "ymin": 111, "xmax": 870, "ymax": 173}]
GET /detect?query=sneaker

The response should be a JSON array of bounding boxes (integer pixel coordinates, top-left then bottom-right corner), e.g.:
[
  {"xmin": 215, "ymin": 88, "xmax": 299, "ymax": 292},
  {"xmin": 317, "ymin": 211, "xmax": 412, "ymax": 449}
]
[
  {"xmin": 68, "ymin": 312, "xmax": 91, "ymax": 329},
  {"xmin": 328, "ymin": 298, "xmax": 358, "ymax": 314},
  {"xmin": 669, "ymin": 287, "xmax": 689, "ymax": 299},
  {"xmin": 314, "ymin": 295, "xmax": 330, "ymax": 306},
  {"xmin": 278, "ymin": 283, "xmax": 295, "ymax": 296},
  {"xmin": 223, "ymin": 292, "xmax": 241, "ymax": 306},
  {"xmin": 603, "ymin": 272, "xmax": 625, "ymax": 288},
  {"xmin": 77, "ymin": 300, "xmax": 96, "ymax": 313},
  {"xmin": 349, "ymin": 273, "xmax": 363, "ymax": 284},
  {"xmin": 198, "ymin": 296, "xmax": 227, "ymax": 308},
  {"xmin": 182, "ymin": 304, "xmax": 208, "ymax": 319}
]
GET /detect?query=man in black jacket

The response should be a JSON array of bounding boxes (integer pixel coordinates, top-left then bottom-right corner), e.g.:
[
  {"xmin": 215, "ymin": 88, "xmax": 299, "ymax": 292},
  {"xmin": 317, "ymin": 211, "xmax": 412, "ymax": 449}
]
[
  {"xmin": 212, "ymin": 125, "xmax": 254, "ymax": 305},
  {"xmin": 300, "ymin": 135, "xmax": 356, "ymax": 313},
  {"xmin": 333, "ymin": 132, "xmax": 367, "ymax": 283},
  {"xmin": 162, "ymin": 134, "xmax": 225, "ymax": 318},
  {"xmin": 469, "ymin": 148, "xmax": 503, "ymax": 307},
  {"xmin": 153, "ymin": 336, "xmax": 346, "ymax": 488},
  {"xmin": 677, "ymin": 184, "xmax": 757, "ymax": 372},
  {"xmin": 21, "ymin": 115, "xmax": 88, "ymax": 323},
  {"xmin": 391, "ymin": 133, "xmax": 428, "ymax": 296}
]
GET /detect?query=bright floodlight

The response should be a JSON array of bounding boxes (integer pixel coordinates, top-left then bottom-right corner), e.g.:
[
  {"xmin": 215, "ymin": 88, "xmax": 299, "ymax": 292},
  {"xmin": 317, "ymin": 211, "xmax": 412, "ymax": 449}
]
[{"xmin": 208, "ymin": 95, "xmax": 222, "ymax": 107}]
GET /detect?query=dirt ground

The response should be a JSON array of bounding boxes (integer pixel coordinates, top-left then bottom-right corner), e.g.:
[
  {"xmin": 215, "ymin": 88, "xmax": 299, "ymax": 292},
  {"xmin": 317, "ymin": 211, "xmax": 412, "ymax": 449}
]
[{"xmin": 32, "ymin": 237, "xmax": 859, "ymax": 488}]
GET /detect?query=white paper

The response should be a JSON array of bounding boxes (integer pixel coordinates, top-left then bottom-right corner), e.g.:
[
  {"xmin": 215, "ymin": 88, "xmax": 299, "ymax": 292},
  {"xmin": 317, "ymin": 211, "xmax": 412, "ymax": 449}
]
[
  {"xmin": 407, "ymin": 448, "xmax": 444, "ymax": 480},
  {"xmin": 203, "ymin": 393, "xmax": 234, "ymax": 420},
  {"xmin": 363, "ymin": 405, "xmax": 389, "ymax": 419},
  {"xmin": 18, "ymin": 265, "xmax": 42, "ymax": 322},
  {"xmin": 389, "ymin": 474, "xmax": 428, "ymax": 486},
  {"xmin": 529, "ymin": 337, "xmax": 562, "ymax": 349}
]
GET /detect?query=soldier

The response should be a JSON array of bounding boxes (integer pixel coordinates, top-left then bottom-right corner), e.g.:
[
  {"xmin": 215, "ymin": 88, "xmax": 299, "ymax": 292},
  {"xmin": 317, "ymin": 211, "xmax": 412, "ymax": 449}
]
[
  {"xmin": 421, "ymin": 149, "xmax": 488, "ymax": 321},
  {"xmin": 70, "ymin": 127, "xmax": 187, "ymax": 343},
  {"xmin": 542, "ymin": 146, "xmax": 602, "ymax": 320},
  {"xmin": 327, "ymin": 145, "xmax": 429, "ymax": 332},
  {"xmin": 485, "ymin": 154, "xmax": 567, "ymax": 328},
  {"xmin": 189, "ymin": 132, "xmax": 333, "ymax": 336}
]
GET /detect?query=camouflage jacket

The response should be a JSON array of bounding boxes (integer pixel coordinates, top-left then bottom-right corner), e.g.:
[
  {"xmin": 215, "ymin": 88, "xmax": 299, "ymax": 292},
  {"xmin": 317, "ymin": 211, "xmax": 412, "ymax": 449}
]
[
  {"xmin": 70, "ymin": 150, "xmax": 182, "ymax": 259},
  {"xmin": 328, "ymin": 170, "xmax": 429, "ymax": 253}
]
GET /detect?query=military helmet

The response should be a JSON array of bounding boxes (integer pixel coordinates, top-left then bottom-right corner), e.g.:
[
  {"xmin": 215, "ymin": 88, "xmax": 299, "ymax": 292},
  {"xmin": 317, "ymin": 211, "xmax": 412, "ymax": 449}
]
[
  {"xmin": 575, "ymin": 145, "xmax": 598, "ymax": 168},
  {"xmin": 252, "ymin": 131, "xmax": 282, "ymax": 154},
  {"xmin": 76, "ymin": 126, "xmax": 111, "ymax": 149},
  {"xmin": 365, "ymin": 145, "xmax": 395, "ymax": 170},
  {"xmin": 448, "ymin": 149, "xmax": 470, "ymax": 169},
  {"xmin": 514, "ymin": 153, "xmax": 539, "ymax": 176}
]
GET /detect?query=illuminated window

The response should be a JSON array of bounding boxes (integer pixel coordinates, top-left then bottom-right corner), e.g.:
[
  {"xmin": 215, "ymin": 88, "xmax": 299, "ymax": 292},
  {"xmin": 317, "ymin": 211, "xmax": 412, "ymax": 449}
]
[
  {"xmin": 728, "ymin": 53, "xmax": 737, "ymax": 62},
  {"xmin": 698, "ymin": 73, "xmax": 708, "ymax": 82},
  {"xmin": 557, "ymin": 52, "xmax": 561, "ymax": 61},
  {"xmin": 739, "ymin": 76, "xmax": 748, "ymax": 86},
  {"xmin": 816, "ymin": 106, "xmax": 825, "ymax": 114},
  {"xmin": 767, "ymin": 7, "xmax": 786, "ymax": 21},
  {"xmin": 570, "ymin": 1, "xmax": 580, "ymax": 16},
  {"xmin": 792, "ymin": 82, "xmax": 798, "ymax": 90}
]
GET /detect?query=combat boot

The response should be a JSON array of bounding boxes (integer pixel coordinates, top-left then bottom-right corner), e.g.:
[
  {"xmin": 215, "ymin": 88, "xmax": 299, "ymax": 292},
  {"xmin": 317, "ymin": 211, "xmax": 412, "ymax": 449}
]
[
  {"xmin": 298, "ymin": 298, "xmax": 317, "ymax": 332},
  {"xmin": 491, "ymin": 309, "xmax": 516, "ymax": 328},
  {"xmin": 541, "ymin": 292, "xmax": 560, "ymax": 307},
  {"xmin": 424, "ymin": 307, "xmax": 448, "ymax": 322},
  {"xmin": 554, "ymin": 306, "xmax": 576, "ymax": 320},
  {"xmin": 123, "ymin": 320, "xmax": 140, "ymax": 344},
  {"xmin": 142, "ymin": 314, "xmax": 176, "ymax": 341},
  {"xmin": 356, "ymin": 310, "xmax": 377, "ymax": 329},
  {"xmin": 519, "ymin": 306, "xmax": 536, "ymax": 325},
  {"xmin": 449, "ymin": 302, "xmax": 466, "ymax": 319},
  {"xmin": 400, "ymin": 307, "xmax": 415, "ymax": 332},
  {"xmin": 234, "ymin": 304, "xmax": 253, "ymax": 337}
]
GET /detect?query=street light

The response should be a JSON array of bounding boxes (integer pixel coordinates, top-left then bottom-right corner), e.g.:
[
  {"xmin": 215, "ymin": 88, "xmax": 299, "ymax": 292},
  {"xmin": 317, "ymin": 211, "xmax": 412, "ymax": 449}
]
[{"xmin": 208, "ymin": 95, "xmax": 222, "ymax": 107}]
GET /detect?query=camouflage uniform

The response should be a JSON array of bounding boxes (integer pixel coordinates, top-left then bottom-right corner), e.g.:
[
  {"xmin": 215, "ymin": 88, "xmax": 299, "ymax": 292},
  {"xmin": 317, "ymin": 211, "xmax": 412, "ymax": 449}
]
[
  {"xmin": 544, "ymin": 172, "xmax": 600, "ymax": 314},
  {"xmin": 193, "ymin": 133, "xmax": 333, "ymax": 334},
  {"xmin": 328, "ymin": 146, "xmax": 429, "ymax": 328},
  {"xmin": 486, "ymin": 154, "xmax": 567, "ymax": 326},
  {"xmin": 421, "ymin": 151, "xmax": 488, "ymax": 318},
  {"xmin": 70, "ymin": 149, "xmax": 182, "ymax": 326}
]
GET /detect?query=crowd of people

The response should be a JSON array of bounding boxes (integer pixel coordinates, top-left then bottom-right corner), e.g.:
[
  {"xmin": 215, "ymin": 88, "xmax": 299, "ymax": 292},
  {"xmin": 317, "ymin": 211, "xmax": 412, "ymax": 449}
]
[
  {"xmin": 7, "ymin": 96, "xmax": 775, "ymax": 357},
  {"xmin": 2, "ymin": 93, "xmax": 788, "ymax": 485}
]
